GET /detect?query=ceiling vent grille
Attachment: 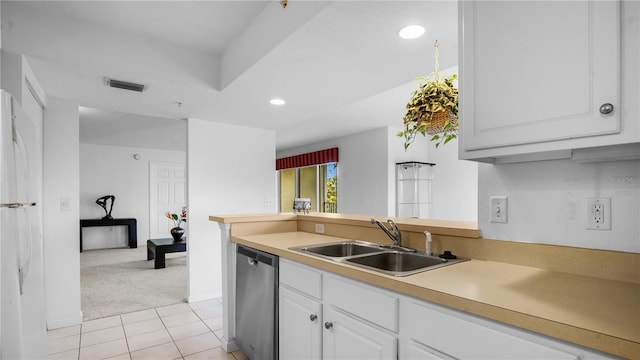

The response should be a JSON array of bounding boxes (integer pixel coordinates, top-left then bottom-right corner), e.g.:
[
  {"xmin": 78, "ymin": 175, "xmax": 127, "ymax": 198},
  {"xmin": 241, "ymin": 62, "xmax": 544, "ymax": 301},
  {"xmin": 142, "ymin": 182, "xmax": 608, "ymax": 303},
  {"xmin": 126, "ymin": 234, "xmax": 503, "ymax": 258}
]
[{"xmin": 104, "ymin": 77, "xmax": 147, "ymax": 93}]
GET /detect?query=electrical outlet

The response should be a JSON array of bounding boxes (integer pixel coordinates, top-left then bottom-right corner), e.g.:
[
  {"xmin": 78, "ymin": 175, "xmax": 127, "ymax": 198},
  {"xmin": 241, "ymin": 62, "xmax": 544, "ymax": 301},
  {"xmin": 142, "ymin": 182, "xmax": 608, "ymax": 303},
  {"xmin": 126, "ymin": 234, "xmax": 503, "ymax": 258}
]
[
  {"xmin": 315, "ymin": 224, "xmax": 325, "ymax": 233},
  {"xmin": 490, "ymin": 196, "xmax": 508, "ymax": 223},
  {"xmin": 586, "ymin": 198, "xmax": 611, "ymax": 230}
]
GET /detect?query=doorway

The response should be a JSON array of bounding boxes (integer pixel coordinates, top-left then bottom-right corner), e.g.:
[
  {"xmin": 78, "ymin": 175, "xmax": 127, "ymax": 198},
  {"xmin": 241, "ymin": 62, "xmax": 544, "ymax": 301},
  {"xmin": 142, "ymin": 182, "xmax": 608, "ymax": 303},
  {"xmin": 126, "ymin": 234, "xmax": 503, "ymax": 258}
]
[{"xmin": 78, "ymin": 108, "xmax": 188, "ymax": 320}]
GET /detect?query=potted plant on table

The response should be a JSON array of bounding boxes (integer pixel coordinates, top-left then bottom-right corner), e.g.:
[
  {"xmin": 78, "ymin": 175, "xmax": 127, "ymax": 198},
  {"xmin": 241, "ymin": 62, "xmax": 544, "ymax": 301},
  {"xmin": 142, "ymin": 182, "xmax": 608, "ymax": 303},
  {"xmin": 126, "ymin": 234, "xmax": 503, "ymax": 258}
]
[
  {"xmin": 166, "ymin": 207, "xmax": 187, "ymax": 241},
  {"xmin": 397, "ymin": 41, "xmax": 459, "ymax": 150}
]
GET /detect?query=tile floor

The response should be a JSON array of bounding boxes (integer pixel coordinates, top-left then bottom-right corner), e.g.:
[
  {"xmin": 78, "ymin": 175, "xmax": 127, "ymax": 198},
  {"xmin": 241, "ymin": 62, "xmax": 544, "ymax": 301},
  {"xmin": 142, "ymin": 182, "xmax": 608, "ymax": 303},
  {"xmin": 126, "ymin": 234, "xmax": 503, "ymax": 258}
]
[{"xmin": 47, "ymin": 298, "xmax": 247, "ymax": 360}]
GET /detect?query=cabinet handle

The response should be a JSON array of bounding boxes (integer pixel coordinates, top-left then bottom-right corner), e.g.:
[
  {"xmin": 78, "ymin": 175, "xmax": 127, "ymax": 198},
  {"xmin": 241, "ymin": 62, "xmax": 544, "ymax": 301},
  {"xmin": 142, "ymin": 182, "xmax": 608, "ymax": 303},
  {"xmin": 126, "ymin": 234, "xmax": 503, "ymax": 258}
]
[
  {"xmin": 324, "ymin": 322, "xmax": 333, "ymax": 330},
  {"xmin": 599, "ymin": 103, "xmax": 614, "ymax": 115},
  {"xmin": 309, "ymin": 314, "xmax": 317, "ymax": 321}
]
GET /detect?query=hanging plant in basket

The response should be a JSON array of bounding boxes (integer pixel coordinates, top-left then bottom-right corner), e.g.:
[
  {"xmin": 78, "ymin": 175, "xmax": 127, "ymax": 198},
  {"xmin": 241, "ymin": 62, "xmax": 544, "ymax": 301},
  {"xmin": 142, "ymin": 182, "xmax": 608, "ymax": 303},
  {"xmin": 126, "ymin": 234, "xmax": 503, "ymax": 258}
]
[{"xmin": 398, "ymin": 41, "xmax": 459, "ymax": 150}]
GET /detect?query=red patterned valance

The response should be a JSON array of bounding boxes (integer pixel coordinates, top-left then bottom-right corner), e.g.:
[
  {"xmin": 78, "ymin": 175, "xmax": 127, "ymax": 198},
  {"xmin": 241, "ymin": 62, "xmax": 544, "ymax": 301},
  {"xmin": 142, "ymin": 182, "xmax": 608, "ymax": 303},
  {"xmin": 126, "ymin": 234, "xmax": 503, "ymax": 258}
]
[{"xmin": 276, "ymin": 147, "xmax": 339, "ymax": 170}]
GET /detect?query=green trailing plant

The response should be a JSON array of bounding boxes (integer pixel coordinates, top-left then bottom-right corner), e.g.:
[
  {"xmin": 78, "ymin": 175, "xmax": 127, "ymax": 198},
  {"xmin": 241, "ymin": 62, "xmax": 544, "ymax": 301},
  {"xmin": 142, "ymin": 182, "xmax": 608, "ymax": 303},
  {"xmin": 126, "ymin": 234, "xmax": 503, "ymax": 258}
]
[{"xmin": 397, "ymin": 42, "xmax": 459, "ymax": 150}]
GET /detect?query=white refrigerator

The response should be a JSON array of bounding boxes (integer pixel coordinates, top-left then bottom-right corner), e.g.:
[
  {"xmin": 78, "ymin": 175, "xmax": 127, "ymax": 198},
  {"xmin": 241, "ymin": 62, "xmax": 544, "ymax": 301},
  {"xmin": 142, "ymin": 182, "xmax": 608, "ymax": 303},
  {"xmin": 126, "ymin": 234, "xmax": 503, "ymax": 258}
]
[{"xmin": 1, "ymin": 90, "xmax": 48, "ymax": 359}]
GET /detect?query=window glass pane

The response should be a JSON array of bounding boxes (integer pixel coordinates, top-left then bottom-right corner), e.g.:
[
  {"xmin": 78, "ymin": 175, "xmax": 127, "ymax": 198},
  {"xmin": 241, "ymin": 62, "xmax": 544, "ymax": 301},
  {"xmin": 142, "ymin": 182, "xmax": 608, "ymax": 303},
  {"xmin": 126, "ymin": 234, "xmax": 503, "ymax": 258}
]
[
  {"xmin": 321, "ymin": 163, "xmax": 338, "ymax": 213},
  {"xmin": 278, "ymin": 162, "xmax": 337, "ymax": 213},
  {"xmin": 299, "ymin": 166, "xmax": 317, "ymax": 211},
  {"xmin": 279, "ymin": 169, "xmax": 296, "ymax": 212}
]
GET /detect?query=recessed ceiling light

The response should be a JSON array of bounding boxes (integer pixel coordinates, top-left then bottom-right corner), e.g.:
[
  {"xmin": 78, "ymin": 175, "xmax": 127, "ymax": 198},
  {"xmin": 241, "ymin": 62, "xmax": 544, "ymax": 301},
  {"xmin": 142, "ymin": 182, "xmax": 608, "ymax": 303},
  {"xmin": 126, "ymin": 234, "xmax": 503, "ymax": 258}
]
[
  {"xmin": 398, "ymin": 25, "xmax": 425, "ymax": 39},
  {"xmin": 270, "ymin": 98, "xmax": 286, "ymax": 106}
]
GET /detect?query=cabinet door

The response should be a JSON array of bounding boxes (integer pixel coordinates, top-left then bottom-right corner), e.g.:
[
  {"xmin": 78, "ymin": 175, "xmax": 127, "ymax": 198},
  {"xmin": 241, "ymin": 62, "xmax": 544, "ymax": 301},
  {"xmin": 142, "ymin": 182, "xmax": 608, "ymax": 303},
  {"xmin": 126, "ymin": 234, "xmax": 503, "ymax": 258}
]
[
  {"xmin": 279, "ymin": 286, "xmax": 322, "ymax": 360},
  {"xmin": 323, "ymin": 307, "xmax": 396, "ymax": 360},
  {"xmin": 460, "ymin": 0, "xmax": 619, "ymax": 153}
]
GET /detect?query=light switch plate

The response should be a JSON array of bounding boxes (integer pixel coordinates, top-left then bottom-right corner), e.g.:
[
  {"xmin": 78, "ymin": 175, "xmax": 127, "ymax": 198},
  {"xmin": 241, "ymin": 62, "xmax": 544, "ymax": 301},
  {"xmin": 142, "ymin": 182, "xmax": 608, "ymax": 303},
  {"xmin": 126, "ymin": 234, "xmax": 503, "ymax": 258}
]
[{"xmin": 490, "ymin": 196, "xmax": 508, "ymax": 223}]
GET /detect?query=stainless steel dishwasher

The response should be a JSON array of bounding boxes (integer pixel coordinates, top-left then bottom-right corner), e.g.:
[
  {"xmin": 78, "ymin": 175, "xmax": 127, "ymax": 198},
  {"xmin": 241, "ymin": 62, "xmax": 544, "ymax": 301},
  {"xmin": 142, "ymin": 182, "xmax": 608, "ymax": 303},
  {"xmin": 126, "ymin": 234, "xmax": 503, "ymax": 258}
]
[{"xmin": 235, "ymin": 245, "xmax": 278, "ymax": 360}]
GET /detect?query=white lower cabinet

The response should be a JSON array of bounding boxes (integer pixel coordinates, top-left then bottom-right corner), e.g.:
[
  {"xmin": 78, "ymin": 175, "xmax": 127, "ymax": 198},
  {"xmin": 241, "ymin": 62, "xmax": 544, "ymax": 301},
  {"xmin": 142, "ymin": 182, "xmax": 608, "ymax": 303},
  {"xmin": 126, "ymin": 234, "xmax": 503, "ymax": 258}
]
[
  {"xmin": 279, "ymin": 259, "xmax": 614, "ymax": 360},
  {"xmin": 279, "ymin": 285, "xmax": 322, "ymax": 360},
  {"xmin": 323, "ymin": 306, "xmax": 396, "ymax": 360},
  {"xmin": 279, "ymin": 259, "xmax": 397, "ymax": 360}
]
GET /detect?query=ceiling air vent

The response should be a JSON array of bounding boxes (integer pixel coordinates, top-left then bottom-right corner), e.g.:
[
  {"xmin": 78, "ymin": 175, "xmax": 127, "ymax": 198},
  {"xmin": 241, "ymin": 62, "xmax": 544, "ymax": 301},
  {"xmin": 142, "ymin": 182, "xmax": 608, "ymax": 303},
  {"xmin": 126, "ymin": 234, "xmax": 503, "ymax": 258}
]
[{"xmin": 104, "ymin": 77, "xmax": 147, "ymax": 93}]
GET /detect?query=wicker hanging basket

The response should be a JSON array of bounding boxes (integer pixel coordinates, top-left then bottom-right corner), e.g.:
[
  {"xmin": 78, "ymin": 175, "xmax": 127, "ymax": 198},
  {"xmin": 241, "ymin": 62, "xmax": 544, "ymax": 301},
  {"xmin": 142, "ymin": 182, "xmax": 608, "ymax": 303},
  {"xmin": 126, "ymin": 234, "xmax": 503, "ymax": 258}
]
[
  {"xmin": 418, "ymin": 110, "xmax": 458, "ymax": 135},
  {"xmin": 398, "ymin": 40, "xmax": 459, "ymax": 149}
]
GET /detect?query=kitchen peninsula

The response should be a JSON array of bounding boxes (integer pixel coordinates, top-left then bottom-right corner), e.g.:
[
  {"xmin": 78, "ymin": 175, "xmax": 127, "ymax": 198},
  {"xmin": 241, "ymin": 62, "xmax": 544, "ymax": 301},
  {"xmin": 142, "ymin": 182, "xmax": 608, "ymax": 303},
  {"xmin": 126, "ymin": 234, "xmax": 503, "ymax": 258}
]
[{"xmin": 210, "ymin": 213, "xmax": 639, "ymax": 359}]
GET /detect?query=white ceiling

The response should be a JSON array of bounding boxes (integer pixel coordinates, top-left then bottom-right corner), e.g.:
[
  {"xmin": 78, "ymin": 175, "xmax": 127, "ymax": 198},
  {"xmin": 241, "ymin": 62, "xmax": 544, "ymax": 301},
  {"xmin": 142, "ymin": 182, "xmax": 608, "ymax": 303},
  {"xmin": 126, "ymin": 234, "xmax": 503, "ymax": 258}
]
[{"xmin": 1, "ymin": 0, "xmax": 458, "ymax": 152}]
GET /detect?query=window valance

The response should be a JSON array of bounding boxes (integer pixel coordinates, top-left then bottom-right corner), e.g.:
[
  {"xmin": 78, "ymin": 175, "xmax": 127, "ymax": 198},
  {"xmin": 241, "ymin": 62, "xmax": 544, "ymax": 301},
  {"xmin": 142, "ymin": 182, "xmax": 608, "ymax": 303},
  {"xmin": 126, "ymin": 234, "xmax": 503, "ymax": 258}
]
[{"xmin": 276, "ymin": 147, "xmax": 338, "ymax": 170}]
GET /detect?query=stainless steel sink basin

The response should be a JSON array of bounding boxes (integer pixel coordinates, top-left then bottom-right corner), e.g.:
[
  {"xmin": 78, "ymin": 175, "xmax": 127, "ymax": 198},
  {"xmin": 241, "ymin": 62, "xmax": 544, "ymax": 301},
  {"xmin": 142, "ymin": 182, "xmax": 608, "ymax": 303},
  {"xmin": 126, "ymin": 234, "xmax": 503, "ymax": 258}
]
[
  {"xmin": 289, "ymin": 241, "xmax": 468, "ymax": 276},
  {"xmin": 290, "ymin": 241, "xmax": 384, "ymax": 259},
  {"xmin": 345, "ymin": 251, "xmax": 456, "ymax": 276}
]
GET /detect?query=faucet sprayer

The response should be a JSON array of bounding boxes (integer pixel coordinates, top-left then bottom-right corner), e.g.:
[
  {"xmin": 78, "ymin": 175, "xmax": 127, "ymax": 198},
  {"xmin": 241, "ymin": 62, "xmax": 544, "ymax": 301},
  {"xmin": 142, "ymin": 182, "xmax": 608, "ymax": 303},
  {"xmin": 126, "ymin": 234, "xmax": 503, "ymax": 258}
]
[{"xmin": 424, "ymin": 230, "xmax": 432, "ymax": 256}]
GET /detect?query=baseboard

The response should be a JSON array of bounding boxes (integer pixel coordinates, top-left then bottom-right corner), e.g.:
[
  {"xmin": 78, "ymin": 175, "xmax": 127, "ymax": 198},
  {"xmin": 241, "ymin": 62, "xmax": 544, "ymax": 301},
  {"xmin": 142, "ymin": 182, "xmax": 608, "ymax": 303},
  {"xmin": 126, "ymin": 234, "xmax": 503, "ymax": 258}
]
[
  {"xmin": 47, "ymin": 311, "xmax": 83, "ymax": 330},
  {"xmin": 188, "ymin": 291, "xmax": 222, "ymax": 303},
  {"xmin": 222, "ymin": 338, "xmax": 239, "ymax": 353}
]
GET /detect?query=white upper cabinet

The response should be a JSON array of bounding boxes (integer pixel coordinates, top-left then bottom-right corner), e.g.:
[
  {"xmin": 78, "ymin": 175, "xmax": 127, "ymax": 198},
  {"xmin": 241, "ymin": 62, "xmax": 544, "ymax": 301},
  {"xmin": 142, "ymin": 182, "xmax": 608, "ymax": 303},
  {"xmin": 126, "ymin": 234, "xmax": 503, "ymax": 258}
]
[{"xmin": 459, "ymin": 0, "xmax": 640, "ymax": 162}]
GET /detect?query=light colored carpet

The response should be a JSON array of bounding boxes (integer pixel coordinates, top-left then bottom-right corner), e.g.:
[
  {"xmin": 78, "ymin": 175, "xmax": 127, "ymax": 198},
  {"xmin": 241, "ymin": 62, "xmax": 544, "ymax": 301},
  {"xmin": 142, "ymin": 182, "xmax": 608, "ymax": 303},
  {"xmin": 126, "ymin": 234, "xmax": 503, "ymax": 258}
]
[{"xmin": 80, "ymin": 246, "xmax": 187, "ymax": 321}]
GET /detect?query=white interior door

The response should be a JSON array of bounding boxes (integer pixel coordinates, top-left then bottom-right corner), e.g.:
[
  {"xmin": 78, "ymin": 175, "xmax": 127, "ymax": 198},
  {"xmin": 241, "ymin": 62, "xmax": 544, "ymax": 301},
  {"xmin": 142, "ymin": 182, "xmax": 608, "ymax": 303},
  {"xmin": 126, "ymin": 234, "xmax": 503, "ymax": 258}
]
[{"xmin": 149, "ymin": 161, "xmax": 186, "ymax": 239}]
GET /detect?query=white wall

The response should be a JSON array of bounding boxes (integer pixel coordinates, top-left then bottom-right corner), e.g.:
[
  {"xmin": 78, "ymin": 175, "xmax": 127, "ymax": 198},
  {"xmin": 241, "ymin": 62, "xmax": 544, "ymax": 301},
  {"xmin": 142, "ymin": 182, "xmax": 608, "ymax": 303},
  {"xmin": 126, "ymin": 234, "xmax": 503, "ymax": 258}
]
[
  {"xmin": 389, "ymin": 130, "xmax": 478, "ymax": 221},
  {"xmin": 43, "ymin": 97, "xmax": 82, "ymax": 329},
  {"xmin": 278, "ymin": 127, "xmax": 477, "ymax": 221},
  {"xmin": 79, "ymin": 143, "xmax": 185, "ymax": 249},
  {"xmin": 278, "ymin": 127, "xmax": 394, "ymax": 216},
  {"xmin": 426, "ymin": 137, "xmax": 478, "ymax": 221},
  {"xmin": 335, "ymin": 128, "xmax": 389, "ymax": 216},
  {"xmin": 387, "ymin": 127, "xmax": 432, "ymax": 216},
  {"xmin": 478, "ymin": 159, "xmax": 640, "ymax": 253},
  {"xmin": 187, "ymin": 119, "xmax": 276, "ymax": 302}
]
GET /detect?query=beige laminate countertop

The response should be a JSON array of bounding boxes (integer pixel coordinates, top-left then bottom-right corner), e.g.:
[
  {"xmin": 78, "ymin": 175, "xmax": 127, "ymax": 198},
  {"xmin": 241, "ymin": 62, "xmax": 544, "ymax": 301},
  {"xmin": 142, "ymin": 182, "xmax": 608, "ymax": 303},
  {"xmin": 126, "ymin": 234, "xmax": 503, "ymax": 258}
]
[{"xmin": 231, "ymin": 231, "xmax": 640, "ymax": 359}]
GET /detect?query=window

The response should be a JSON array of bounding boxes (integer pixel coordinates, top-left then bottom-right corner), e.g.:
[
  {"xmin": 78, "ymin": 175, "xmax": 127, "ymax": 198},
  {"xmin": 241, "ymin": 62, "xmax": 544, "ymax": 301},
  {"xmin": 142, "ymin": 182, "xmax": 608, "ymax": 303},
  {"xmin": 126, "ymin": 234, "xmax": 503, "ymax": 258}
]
[
  {"xmin": 278, "ymin": 163, "xmax": 337, "ymax": 213},
  {"xmin": 276, "ymin": 148, "xmax": 338, "ymax": 213}
]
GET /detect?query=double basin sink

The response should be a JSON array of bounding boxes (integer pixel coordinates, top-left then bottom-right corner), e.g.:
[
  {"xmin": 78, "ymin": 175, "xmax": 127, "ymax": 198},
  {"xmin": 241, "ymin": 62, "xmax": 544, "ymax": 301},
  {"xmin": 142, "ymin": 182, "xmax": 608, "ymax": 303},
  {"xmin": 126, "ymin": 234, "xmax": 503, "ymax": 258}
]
[{"xmin": 290, "ymin": 240, "xmax": 468, "ymax": 276}]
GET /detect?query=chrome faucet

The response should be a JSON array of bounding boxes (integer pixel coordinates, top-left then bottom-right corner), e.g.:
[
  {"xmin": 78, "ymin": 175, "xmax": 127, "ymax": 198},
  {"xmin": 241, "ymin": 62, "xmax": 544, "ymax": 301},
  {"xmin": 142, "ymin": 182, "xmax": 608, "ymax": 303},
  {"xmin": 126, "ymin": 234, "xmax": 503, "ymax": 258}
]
[{"xmin": 371, "ymin": 218, "xmax": 403, "ymax": 247}]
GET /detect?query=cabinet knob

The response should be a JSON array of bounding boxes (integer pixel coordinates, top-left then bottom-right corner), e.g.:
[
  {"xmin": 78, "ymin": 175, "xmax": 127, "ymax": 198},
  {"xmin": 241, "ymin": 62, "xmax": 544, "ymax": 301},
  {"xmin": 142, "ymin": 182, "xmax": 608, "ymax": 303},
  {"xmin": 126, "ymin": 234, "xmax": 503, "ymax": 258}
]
[
  {"xmin": 599, "ymin": 103, "xmax": 614, "ymax": 115},
  {"xmin": 309, "ymin": 314, "xmax": 317, "ymax": 321},
  {"xmin": 324, "ymin": 322, "xmax": 333, "ymax": 330}
]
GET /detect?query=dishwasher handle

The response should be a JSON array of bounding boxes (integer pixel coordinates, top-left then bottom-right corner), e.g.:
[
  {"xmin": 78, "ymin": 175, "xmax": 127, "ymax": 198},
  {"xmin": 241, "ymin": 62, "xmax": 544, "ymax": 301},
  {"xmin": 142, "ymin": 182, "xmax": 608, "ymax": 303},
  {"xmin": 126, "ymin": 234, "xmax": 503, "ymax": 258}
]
[{"xmin": 237, "ymin": 245, "xmax": 277, "ymax": 267}]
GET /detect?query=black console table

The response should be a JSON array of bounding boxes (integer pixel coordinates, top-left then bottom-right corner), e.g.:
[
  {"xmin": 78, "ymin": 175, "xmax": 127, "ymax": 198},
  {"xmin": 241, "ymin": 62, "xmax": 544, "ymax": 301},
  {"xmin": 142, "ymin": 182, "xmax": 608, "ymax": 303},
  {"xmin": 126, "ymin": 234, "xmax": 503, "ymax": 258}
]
[{"xmin": 79, "ymin": 218, "xmax": 137, "ymax": 252}]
